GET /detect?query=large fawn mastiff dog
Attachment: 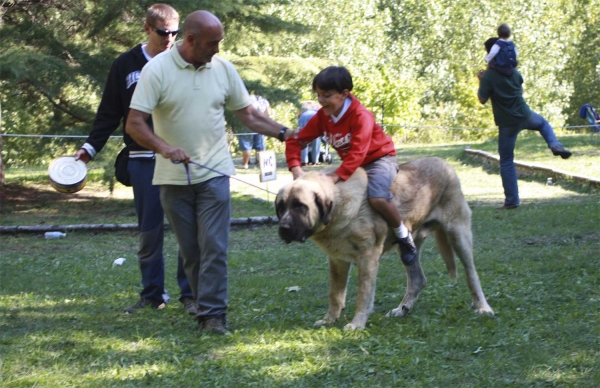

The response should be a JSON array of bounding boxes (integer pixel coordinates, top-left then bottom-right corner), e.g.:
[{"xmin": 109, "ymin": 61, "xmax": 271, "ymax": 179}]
[{"xmin": 276, "ymin": 157, "xmax": 494, "ymax": 330}]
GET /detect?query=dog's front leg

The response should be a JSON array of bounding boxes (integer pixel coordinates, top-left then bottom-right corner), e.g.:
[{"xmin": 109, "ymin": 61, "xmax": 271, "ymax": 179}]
[
  {"xmin": 344, "ymin": 254, "xmax": 380, "ymax": 330},
  {"xmin": 314, "ymin": 258, "xmax": 351, "ymax": 328}
]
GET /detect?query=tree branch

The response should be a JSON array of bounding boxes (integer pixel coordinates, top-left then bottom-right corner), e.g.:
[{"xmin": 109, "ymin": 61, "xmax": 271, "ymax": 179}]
[{"xmin": 33, "ymin": 85, "xmax": 90, "ymax": 123}]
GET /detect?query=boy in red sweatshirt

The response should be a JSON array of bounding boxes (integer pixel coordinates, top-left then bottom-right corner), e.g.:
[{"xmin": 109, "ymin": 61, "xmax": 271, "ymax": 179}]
[{"xmin": 285, "ymin": 66, "xmax": 416, "ymax": 266}]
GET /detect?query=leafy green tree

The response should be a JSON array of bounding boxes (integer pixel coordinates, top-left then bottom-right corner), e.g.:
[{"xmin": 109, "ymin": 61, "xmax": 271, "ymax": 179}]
[
  {"xmin": 0, "ymin": 0, "xmax": 305, "ymax": 170},
  {"xmin": 1, "ymin": 0, "xmax": 598, "ymax": 176},
  {"xmin": 558, "ymin": 0, "xmax": 600, "ymax": 124},
  {"xmin": 380, "ymin": 0, "xmax": 599, "ymax": 135},
  {"xmin": 1, "ymin": 0, "xmax": 153, "ymax": 168}
]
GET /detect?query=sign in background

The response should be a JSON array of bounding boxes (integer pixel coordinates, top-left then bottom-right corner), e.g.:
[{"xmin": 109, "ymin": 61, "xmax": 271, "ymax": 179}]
[{"xmin": 257, "ymin": 150, "xmax": 277, "ymax": 182}]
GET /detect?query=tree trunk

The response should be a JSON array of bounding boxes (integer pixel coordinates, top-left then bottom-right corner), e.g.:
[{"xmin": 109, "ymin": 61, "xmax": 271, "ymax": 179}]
[{"xmin": 0, "ymin": 102, "xmax": 4, "ymax": 186}]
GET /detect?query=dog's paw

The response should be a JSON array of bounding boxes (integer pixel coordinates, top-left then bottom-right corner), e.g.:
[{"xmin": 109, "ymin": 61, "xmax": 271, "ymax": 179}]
[
  {"xmin": 313, "ymin": 319, "xmax": 332, "ymax": 328},
  {"xmin": 473, "ymin": 304, "xmax": 495, "ymax": 316},
  {"xmin": 387, "ymin": 305, "xmax": 411, "ymax": 318},
  {"xmin": 343, "ymin": 323, "xmax": 365, "ymax": 331},
  {"xmin": 471, "ymin": 299, "xmax": 495, "ymax": 316}
]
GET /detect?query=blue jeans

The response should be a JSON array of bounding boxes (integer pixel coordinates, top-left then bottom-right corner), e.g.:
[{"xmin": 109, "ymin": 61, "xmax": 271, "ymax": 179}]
[
  {"xmin": 159, "ymin": 176, "xmax": 230, "ymax": 319},
  {"xmin": 238, "ymin": 134, "xmax": 265, "ymax": 152},
  {"xmin": 301, "ymin": 138, "xmax": 322, "ymax": 164},
  {"xmin": 128, "ymin": 159, "xmax": 192, "ymax": 303},
  {"xmin": 497, "ymin": 112, "xmax": 562, "ymax": 207}
]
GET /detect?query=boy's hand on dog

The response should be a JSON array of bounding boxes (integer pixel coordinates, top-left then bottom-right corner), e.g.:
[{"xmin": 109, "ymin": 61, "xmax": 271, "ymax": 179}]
[
  {"xmin": 321, "ymin": 172, "xmax": 341, "ymax": 184},
  {"xmin": 291, "ymin": 166, "xmax": 304, "ymax": 180}
]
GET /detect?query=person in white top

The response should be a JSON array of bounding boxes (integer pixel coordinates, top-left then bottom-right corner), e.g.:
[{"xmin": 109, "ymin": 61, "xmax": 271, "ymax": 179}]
[{"xmin": 126, "ymin": 10, "xmax": 294, "ymax": 335}]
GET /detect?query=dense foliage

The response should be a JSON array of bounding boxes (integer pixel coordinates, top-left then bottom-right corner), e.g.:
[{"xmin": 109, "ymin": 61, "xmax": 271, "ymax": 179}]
[{"xmin": 0, "ymin": 0, "xmax": 598, "ymax": 167}]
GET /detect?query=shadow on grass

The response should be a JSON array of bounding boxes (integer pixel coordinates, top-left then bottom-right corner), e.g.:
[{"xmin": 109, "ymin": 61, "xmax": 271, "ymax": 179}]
[
  {"xmin": 0, "ymin": 181, "xmax": 276, "ymax": 227},
  {"xmin": 1, "ymin": 198, "xmax": 599, "ymax": 386},
  {"xmin": 2, "ymin": 139, "xmax": 599, "ymax": 386},
  {"xmin": 0, "ymin": 183, "xmax": 137, "ymax": 226}
]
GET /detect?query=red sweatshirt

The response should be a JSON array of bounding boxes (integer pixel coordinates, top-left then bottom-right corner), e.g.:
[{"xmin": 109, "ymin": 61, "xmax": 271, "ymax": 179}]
[{"xmin": 286, "ymin": 94, "xmax": 396, "ymax": 181}]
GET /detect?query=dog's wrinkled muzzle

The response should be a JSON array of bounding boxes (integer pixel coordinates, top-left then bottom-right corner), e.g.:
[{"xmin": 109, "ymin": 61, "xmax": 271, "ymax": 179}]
[
  {"xmin": 278, "ymin": 214, "xmax": 309, "ymax": 243},
  {"xmin": 278, "ymin": 225, "xmax": 307, "ymax": 244}
]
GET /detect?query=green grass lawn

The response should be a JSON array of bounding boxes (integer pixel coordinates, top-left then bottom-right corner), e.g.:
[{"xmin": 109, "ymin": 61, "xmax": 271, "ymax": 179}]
[{"xmin": 1, "ymin": 138, "xmax": 599, "ymax": 386}]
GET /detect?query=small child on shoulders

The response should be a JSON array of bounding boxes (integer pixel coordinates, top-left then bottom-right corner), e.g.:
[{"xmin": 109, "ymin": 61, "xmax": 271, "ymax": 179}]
[{"xmin": 485, "ymin": 23, "xmax": 518, "ymax": 76}]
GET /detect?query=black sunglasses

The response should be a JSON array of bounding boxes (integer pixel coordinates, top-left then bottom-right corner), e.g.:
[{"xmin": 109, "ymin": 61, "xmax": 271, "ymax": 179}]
[{"xmin": 149, "ymin": 25, "xmax": 179, "ymax": 37}]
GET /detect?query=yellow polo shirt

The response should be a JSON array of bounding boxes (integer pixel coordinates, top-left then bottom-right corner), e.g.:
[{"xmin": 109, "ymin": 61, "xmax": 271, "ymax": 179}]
[{"xmin": 130, "ymin": 41, "xmax": 250, "ymax": 185}]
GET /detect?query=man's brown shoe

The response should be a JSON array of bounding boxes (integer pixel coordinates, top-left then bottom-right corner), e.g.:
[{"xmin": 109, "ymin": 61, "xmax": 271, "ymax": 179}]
[
  {"xmin": 181, "ymin": 297, "xmax": 198, "ymax": 315},
  {"xmin": 199, "ymin": 315, "xmax": 229, "ymax": 335},
  {"xmin": 497, "ymin": 204, "xmax": 519, "ymax": 210}
]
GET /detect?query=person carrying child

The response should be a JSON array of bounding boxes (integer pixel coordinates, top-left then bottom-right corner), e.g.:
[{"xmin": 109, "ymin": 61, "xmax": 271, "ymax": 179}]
[
  {"xmin": 478, "ymin": 37, "xmax": 572, "ymax": 210},
  {"xmin": 285, "ymin": 66, "xmax": 417, "ymax": 266},
  {"xmin": 485, "ymin": 23, "xmax": 518, "ymax": 76}
]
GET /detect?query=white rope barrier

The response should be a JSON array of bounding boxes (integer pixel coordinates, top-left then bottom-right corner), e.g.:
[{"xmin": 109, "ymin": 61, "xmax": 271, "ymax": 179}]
[
  {"xmin": 0, "ymin": 132, "xmax": 266, "ymax": 138},
  {"xmin": 381, "ymin": 124, "xmax": 598, "ymax": 131},
  {"xmin": 0, "ymin": 216, "xmax": 281, "ymax": 234},
  {"xmin": 0, "ymin": 134, "xmax": 121, "ymax": 138},
  {"xmin": 2, "ymin": 124, "xmax": 597, "ymax": 138}
]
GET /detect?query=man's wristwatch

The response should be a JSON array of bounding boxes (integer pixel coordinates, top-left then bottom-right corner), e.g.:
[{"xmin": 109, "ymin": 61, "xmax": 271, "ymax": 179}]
[{"xmin": 278, "ymin": 127, "xmax": 289, "ymax": 142}]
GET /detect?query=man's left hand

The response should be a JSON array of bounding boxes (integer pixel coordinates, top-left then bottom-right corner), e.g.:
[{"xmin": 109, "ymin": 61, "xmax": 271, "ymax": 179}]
[{"xmin": 159, "ymin": 145, "xmax": 190, "ymax": 163}]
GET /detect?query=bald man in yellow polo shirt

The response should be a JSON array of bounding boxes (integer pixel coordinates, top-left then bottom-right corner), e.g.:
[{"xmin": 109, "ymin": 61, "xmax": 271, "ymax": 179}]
[{"xmin": 127, "ymin": 10, "xmax": 294, "ymax": 335}]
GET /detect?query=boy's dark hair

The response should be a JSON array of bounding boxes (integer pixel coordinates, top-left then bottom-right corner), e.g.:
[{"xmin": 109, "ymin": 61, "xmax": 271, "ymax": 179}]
[
  {"xmin": 497, "ymin": 24, "xmax": 511, "ymax": 39},
  {"xmin": 484, "ymin": 37, "xmax": 499, "ymax": 53},
  {"xmin": 312, "ymin": 66, "xmax": 353, "ymax": 92}
]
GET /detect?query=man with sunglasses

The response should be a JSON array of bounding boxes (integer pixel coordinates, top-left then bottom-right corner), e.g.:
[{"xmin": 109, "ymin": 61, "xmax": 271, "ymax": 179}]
[
  {"xmin": 127, "ymin": 10, "xmax": 295, "ymax": 334},
  {"xmin": 75, "ymin": 4, "xmax": 196, "ymax": 314}
]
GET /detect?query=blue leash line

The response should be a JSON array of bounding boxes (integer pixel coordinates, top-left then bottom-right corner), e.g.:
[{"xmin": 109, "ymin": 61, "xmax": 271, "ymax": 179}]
[{"xmin": 172, "ymin": 159, "xmax": 278, "ymax": 196}]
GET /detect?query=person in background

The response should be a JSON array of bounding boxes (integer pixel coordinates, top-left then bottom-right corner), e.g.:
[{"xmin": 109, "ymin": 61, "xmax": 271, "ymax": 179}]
[
  {"xmin": 478, "ymin": 37, "xmax": 572, "ymax": 210},
  {"xmin": 126, "ymin": 10, "xmax": 295, "ymax": 334},
  {"xmin": 298, "ymin": 101, "xmax": 321, "ymax": 166},
  {"xmin": 75, "ymin": 3, "xmax": 195, "ymax": 314},
  {"xmin": 285, "ymin": 66, "xmax": 418, "ymax": 267},
  {"xmin": 238, "ymin": 94, "xmax": 270, "ymax": 169}
]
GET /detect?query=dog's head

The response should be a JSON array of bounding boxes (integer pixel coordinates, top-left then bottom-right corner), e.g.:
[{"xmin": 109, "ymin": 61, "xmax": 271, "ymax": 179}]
[{"xmin": 275, "ymin": 173, "xmax": 334, "ymax": 244}]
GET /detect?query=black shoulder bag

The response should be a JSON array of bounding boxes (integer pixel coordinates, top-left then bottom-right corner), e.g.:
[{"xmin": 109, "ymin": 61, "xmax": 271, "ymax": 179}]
[{"xmin": 114, "ymin": 146, "xmax": 132, "ymax": 186}]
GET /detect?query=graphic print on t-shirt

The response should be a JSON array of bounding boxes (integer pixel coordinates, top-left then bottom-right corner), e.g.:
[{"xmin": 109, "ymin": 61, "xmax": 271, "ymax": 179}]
[{"xmin": 126, "ymin": 71, "xmax": 141, "ymax": 89}]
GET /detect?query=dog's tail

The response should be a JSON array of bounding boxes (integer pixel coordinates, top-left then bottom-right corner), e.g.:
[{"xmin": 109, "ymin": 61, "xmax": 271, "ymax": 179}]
[{"xmin": 435, "ymin": 229, "xmax": 457, "ymax": 281}]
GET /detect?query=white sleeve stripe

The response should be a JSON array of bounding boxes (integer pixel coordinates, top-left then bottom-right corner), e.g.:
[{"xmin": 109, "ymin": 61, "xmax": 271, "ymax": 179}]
[{"xmin": 81, "ymin": 143, "xmax": 96, "ymax": 159}]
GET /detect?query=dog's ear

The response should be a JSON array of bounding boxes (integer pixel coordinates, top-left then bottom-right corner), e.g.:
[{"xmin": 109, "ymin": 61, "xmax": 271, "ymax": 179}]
[
  {"xmin": 274, "ymin": 193, "xmax": 283, "ymax": 219},
  {"xmin": 314, "ymin": 193, "xmax": 333, "ymax": 225}
]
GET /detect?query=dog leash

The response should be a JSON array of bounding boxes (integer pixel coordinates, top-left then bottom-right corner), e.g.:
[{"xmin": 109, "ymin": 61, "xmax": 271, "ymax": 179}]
[{"xmin": 172, "ymin": 159, "xmax": 278, "ymax": 196}]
